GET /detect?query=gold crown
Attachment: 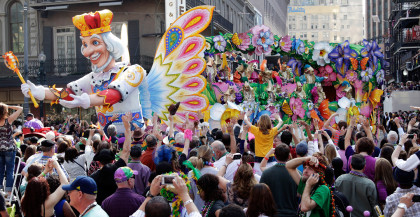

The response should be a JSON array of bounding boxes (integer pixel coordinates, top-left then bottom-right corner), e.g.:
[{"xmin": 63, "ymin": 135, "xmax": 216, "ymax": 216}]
[{"xmin": 72, "ymin": 9, "xmax": 114, "ymax": 37}]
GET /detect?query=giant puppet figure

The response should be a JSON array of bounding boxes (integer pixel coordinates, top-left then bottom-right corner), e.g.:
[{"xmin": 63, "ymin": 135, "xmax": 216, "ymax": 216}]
[{"xmin": 21, "ymin": 7, "xmax": 213, "ymax": 132}]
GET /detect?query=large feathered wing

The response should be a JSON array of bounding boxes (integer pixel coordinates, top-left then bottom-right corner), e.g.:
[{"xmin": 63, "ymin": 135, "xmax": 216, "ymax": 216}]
[{"xmin": 140, "ymin": 6, "xmax": 214, "ymax": 125}]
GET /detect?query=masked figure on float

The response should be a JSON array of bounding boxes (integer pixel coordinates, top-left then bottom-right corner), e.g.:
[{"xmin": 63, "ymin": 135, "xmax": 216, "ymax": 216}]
[{"xmin": 21, "ymin": 7, "xmax": 213, "ymax": 133}]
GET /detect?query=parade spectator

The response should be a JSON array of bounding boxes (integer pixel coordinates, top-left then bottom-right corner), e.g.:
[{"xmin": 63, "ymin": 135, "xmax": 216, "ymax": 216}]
[
  {"xmin": 21, "ymin": 159, "xmax": 69, "ymax": 217},
  {"xmin": 244, "ymin": 183, "xmax": 277, "ymax": 217},
  {"xmin": 286, "ymin": 153, "xmax": 332, "ymax": 217},
  {"xmin": 62, "ymin": 147, "xmax": 87, "ymax": 180},
  {"xmin": 90, "ymin": 113, "xmax": 131, "ymax": 205},
  {"xmin": 244, "ymin": 113, "xmax": 284, "ymax": 175},
  {"xmin": 383, "ymin": 167, "xmax": 420, "ymax": 217},
  {"xmin": 260, "ymin": 145, "xmax": 298, "ymax": 216},
  {"xmin": 102, "ymin": 167, "xmax": 145, "ymax": 217},
  {"xmin": 375, "ymin": 158, "xmax": 398, "ymax": 206},
  {"xmin": 63, "ymin": 176, "xmax": 109, "ymax": 217},
  {"xmin": 127, "ymin": 146, "xmax": 150, "ymax": 195},
  {"xmin": 22, "ymin": 139, "xmax": 70, "ymax": 180},
  {"xmin": 140, "ymin": 135, "xmax": 157, "ymax": 171},
  {"xmin": 335, "ymin": 154, "xmax": 378, "ymax": 216},
  {"xmin": 211, "ymin": 141, "xmax": 239, "ymax": 181},
  {"xmin": 196, "ymin": 173, "xmax": 226, "ymax": 217},
  {"xmin": 0, "ymin": 103, "xmax": 22, "ymax": 197},
  {"xmin": 46, "ymin": 175, "xmax": 76, "ymax": 217}
]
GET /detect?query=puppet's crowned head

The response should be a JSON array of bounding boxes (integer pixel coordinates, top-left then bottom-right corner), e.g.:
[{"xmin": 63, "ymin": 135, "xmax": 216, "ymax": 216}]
[{"xmin": 73, "ymin": 9, "xmax": 114, "ymax": 37}]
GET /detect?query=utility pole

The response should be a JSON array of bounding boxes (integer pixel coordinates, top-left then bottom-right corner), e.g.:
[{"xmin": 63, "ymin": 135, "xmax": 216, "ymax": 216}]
[{"xmin": 23, "ymin": 2, "xmax": 29, "ymax": 116}]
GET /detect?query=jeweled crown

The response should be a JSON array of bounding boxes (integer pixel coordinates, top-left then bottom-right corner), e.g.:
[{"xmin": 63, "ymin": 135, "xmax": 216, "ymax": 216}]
[{"xmin": 72, "ymin": 9, "xmax": 113, "ymax": 37}]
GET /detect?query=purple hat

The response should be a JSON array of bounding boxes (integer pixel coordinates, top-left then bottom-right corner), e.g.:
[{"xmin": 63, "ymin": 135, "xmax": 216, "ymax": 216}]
[{"xmin": 114, "ymin": 167, "xmax": 138, "ymax": 183}]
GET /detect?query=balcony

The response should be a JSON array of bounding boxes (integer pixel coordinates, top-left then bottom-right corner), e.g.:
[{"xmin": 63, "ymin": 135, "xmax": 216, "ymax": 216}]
[
  {"xmin": 30, "ymin": 0, "xmax": 120, "ymax": 9},
  {"xmin": 186, "ymin": 0, "xmax": 233, "ymax": 33},
  {"xmin": 0, "ymin": 55, "xmax": 154, "ymax": 86}
]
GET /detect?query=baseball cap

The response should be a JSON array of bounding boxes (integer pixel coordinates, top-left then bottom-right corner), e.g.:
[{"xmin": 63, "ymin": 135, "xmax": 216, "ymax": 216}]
[
  {"xmin": 62, "ymin": 176, "xmax": 97, "ymax": 195},
  {"xmin": 45, "ymin": 131, "xmax": 55, "ymax": 141},
  {"xmin": 393, "ymin": 167, "xmax": 415, "ymax": 185},
  {"xmin": 40, "ymin": 139, "xmax": 55, "ymax": 147},
  {"xmin": 114, "ymin": 167, "xmax": 138, "ymax": 183},
  {"xmin": 296, "ymin": 140, "xmax": 308, "ymax": 157}
]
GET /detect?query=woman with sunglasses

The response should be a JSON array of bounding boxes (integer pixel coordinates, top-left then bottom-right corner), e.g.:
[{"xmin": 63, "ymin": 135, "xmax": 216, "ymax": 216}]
[{"xmin": 196, "ymin": 173, "xmax": 226, "ymax": 217}]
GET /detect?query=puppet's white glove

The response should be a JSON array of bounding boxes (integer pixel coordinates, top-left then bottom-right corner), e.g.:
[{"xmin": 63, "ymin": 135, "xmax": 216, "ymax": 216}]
[
  {"xmin": 21, "ymin": 80, "xmax": 45, "ymax": 100},
  {"xmin": 59, "ymin": 93, "xmax": 91, "ymax": 109}
]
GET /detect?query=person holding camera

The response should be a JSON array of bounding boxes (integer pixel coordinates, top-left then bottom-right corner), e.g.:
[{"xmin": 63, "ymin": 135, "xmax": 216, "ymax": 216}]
[{"xmin": 130, "ymin": 174, "xmax": 201, "ymax": 217}]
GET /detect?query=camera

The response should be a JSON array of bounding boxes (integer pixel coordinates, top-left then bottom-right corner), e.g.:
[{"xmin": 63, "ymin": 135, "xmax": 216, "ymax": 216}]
[
  {"xmin": 233, "ymin": 153, "xmax": 242, "ymax": 160},
  {"xmin": 161, "ymin": 175, "xmax": 175, "ymax": 185},
  {"xmin": 407, "ymin": 134, "xmax": 415, "ymax": 139}
]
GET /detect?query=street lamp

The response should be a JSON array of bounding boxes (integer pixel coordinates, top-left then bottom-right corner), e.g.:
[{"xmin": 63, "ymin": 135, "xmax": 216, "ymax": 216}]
[
  {"xmin": 38, "ymin": 51, "xmax": 46, "ymax": 119},
  {"xmin": 403, "ymin": 69, "xmax": 408, "ymax": 76}
]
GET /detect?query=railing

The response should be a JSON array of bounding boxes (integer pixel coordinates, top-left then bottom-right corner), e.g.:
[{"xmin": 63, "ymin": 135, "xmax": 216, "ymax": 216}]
[{"xmin": 0, "ymin": 55, "xmax": 154, "ymax": 78}]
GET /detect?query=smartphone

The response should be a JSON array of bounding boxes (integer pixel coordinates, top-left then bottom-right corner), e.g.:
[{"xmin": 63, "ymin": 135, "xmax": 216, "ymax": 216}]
[
  {"xmin": 412, "ymin": 195, "xmax": 420, "ymax": 202},
  {"xmin": 408, "ymin": 134, "xmax": 415, "ymax": 139},
  {"xmin": 161, "ymin": 175, "xmax": 175, "ymax": 185},
  {"xmin": 233, "ymin": 153, "xmax": 242, "ymax": 160}
]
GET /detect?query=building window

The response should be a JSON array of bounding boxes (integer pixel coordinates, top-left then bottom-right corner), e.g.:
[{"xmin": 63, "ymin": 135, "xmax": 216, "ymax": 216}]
[
  {"xmin": 333, "ymin": 13, "xmax": 337, "ymax": 20},
  {"xmin": 344, "ymin": 15, "xmax": 347, "ymax": 20},
  {"xmin": 9, "ymin": 1, "xmax": 24, "ymax": 54},
  {"xmin": 334, "ymin": 35, "xmax": 337, "ymax": 40}
]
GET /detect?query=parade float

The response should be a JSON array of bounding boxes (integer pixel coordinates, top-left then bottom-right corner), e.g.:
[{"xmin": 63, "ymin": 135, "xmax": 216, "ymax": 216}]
[{"xmin": 201, "ymin": 24, "xmax": 387, "ymax": 132}]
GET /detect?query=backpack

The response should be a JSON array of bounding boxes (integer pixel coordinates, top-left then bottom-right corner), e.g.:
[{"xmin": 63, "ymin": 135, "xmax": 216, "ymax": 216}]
[{"xmin": 332, "ymin": 191, "xmax": 350, "ymax": 217}]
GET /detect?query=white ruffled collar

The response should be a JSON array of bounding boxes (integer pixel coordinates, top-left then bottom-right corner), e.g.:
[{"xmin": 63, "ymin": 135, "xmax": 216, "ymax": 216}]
[{"xmin": 90, "ymin": 62, "xmax": 126, "ymax": 86}]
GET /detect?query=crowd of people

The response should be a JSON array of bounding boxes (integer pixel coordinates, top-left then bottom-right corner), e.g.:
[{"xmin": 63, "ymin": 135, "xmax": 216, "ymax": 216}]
[
  {"xmin": 384, "ymin": 81, "xmax": 420, "ymax": 95},
  {"xmin": 1, "ymin": 101, "xmax": 420, "ymax": 217}
]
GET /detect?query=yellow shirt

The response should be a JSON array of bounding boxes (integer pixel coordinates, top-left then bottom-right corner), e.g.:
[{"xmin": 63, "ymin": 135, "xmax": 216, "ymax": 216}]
[{"xmin": 250, "ymin": 126, "xmax": 278, "ymax": 157}]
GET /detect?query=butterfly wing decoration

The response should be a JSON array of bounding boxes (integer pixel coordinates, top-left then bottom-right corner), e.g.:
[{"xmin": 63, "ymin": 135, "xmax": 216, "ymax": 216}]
[
  {"xmin": 139, "ymin": 6, "xmax": 214, "ymax": 126},
  {"xmin": 350, "ymin": 57, "xmax": 358, "ymax": 71},
  {"xmin": 232, "ymin": 33, "xmax": 242, "ymax": 46},
  {"xmin": 360, "ymin": 57, "xmax": 369, "ymax": 71},
  {"xmin": 282, "ymin": 100, "xmax": 293, "ymax": 116}
]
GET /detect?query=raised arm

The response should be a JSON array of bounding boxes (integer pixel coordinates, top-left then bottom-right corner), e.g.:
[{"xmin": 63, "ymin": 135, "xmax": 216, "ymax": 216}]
[
  {"xmin": 323, "ymin": 113, "xmax": 339, "ymax": 135},
  {"xmin": 286, "ymin": 156, "xmax": 311, "ymax": 185},
  {"xmin": 45, "ymin": 159, "xmax": 69, "ymax": 209},
  {"xmin": 273, "ymin": 113, "xmax": 283, "ymax": 130},
  {"xmin": 243, "ymin": 111, "xmax": 252, "ymax": 126},
  {"xmin": 361, "ymin": 116, "xmax": 374, "ymax": 142},
  {"xmin": 299, "ymin": 120, "xmax": 313, "ymax": 141},
  {"xmin": 260, "ymin": 148, "xmax": 275, "ymax": 172},
  {"xmin": 392, "ymin": 134, "xmax": 407, "ymax": 167},
  {"xmin": 7, "ymin": 105, "xmax": 23, "ymax": 124},
  {"xmin": 345, "ymin": 116, "xmax": 356, "ymax": 150},
  {"xmin": 120, "ymin": 112, "xmax": 133, "ymax": 164},
  {"xmin": 226, "ymin": 121, "xmax": 237, "ymax": 154}
]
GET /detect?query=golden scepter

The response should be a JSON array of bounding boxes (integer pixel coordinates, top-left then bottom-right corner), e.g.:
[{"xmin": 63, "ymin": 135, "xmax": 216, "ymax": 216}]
[{"xmin": 3, "ymin": 51, "xmax": 39, "ymax": 108}]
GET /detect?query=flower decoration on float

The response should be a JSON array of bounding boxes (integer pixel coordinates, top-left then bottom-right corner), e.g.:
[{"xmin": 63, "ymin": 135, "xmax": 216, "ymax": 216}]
[
  {"xmin": 279, "ymin": 35, "xmax": 292, "ymax": 52},
  {"xmin": 327, "ymin": 40, "xmax": 358, "ymax": 77},
  {"xmin": 232, "ymin": 32, "xmax": 251, "ymax": 51},
  {"xmin": 251, "ymin": 25, "xmax": 274, "ymax": 55},
  {"xmin": 318, "ymin": 65, "xmax": 335, "ymax": 86},
  {"xmin": 360, "ymin": 39, "xmax": 384, "ymax": 72},
  {"xmin": 290, "ymin": 97, "xmax": 305, "ymax": 121},
  {"xmin": 345, "ymin": 70, "xmax": 358, "ymax": 82},
  {"xmin": 376, "ymin": 69, "xmax": 385, "ymax": 85},
  {"xmin": 361, "ymin": 67, "xmax": 373, "ymax": 82},
  {"xmin": 292, "ymin": 38, "xmax": 305, "ymax": 55},
  {"xmin": 287, "ymin": 58, "xmax": 303, "ymax": 77},
  {"xmin": 312, "ymin": 42, "xmax": 333, "ymax": 66},
  {"xmin": 213, "ymin": 35, "xmax": 227, "ymax": 52}
]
